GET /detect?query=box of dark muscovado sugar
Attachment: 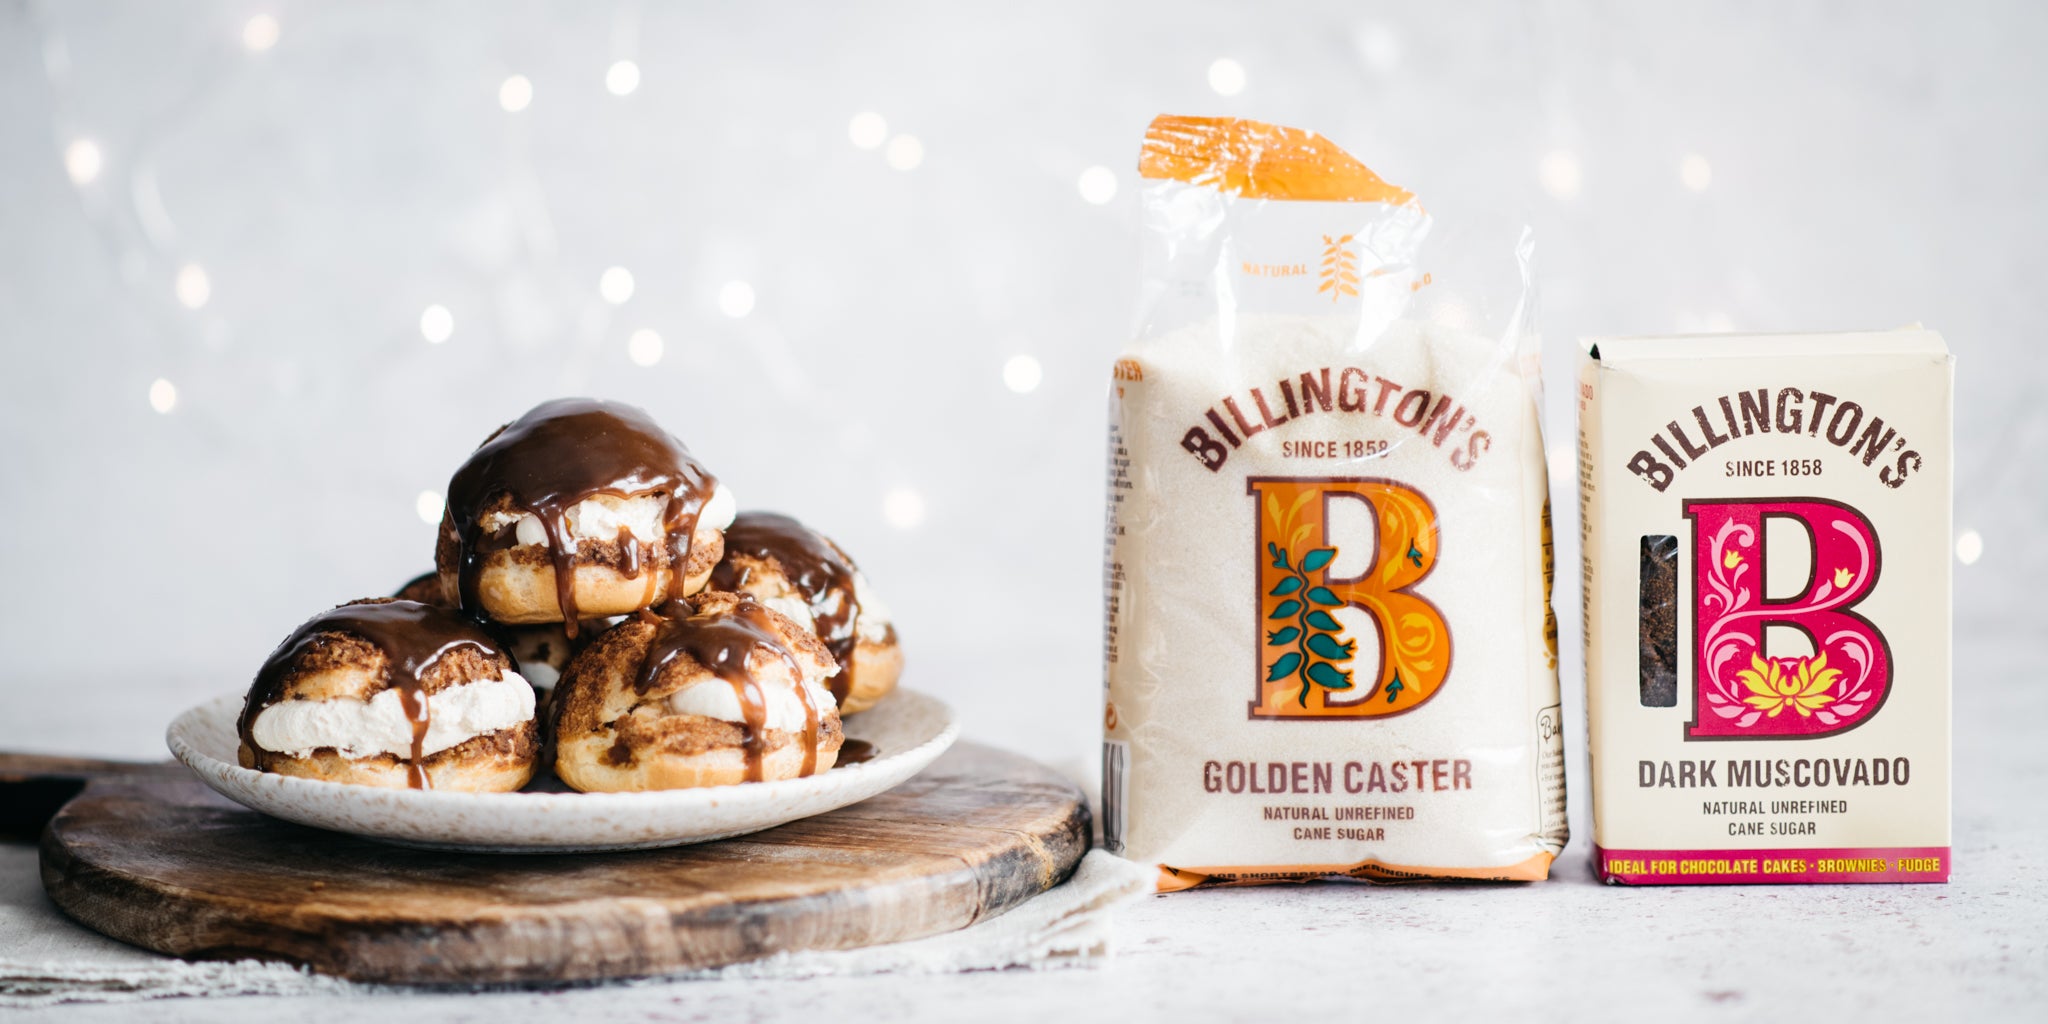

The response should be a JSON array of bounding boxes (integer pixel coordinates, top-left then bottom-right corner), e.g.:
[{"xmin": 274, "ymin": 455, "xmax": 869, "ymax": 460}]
[{"xmin": 1578, "ymin": 328, "xmax": 1952, "ymax": 884}]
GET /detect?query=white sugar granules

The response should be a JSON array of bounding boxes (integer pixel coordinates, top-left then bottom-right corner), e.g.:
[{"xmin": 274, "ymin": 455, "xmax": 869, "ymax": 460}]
[{"xmin": 1102, "ymin": 116, "xmax": 1566, "ymax": 890}]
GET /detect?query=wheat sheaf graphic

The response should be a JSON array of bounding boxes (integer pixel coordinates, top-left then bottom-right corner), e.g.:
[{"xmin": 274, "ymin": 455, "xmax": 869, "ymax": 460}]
[{"xmin": 1318, "ymin": 234, "xmax": 1359, "ymax": 302}]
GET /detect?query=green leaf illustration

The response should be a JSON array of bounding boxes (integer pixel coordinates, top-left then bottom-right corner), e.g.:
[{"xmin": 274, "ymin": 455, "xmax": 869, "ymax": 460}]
[
  {"xmin": 1306, "ymin": 633, "xmax": 1355, "ymax": 660},
  {"xmin": 1305, "ymin": 662, "xmax": 1353, "ymax": 689},
  {"xmin": 1261, "ymin": 541, "xmax": 1364, "ymax": 704},
  {"xmin": 1407, "ymin": 542, "xmax": 1423, "ymax": 568},
  {"xmin": 1385, "ymin": 672, "xmax": 1405, "ymax": 703}
]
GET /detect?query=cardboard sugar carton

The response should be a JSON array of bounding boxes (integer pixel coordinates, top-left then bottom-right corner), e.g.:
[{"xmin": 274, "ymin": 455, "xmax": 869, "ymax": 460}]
[{"xmin": 1578, "ymin": 329, "xmax": 1952, "ymax": 884}]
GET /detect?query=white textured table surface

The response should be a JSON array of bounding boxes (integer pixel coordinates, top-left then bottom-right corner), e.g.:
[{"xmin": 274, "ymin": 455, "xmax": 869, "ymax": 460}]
[{"xmin": 7, "ymin": 638, "xmax": 2042, "ymax": 1022}]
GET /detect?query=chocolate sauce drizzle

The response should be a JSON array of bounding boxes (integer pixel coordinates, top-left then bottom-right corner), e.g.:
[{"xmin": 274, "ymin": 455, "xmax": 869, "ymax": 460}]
[
  {"xmin": 240, "ymin": 600, "xmax": 500, "ymax": 790},
  {"xmin": 393, "ymin": 571, "xmax": 601, "ymax": 684},
  {"xmin": 634, "ymin": 596, "xmax": 822, "ymax": 780},
  {"xmin": 709, "ymin": 512, "xmax": 867, "ymax": 707},
  {"xmin": 445, "ymin": 399, "xmax": 717, "ymax": 637}
]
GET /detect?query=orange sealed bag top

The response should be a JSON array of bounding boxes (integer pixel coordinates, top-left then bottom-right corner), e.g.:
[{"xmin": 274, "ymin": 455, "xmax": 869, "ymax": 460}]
[{"xmin": 1102, "ymin": 115, "xmax": 1564, "ymax": 890}]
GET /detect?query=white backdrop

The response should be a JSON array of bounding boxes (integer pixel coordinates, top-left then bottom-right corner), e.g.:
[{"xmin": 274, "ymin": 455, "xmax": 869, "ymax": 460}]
[{"xmin": 1, "ymin": 2, "xmax": 2041, "ymax": 806}]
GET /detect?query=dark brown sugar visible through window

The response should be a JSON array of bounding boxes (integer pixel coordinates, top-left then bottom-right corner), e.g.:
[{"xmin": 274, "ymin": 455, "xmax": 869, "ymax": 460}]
[{"xmin": 1639, "ymin": 535, "xmax": 1679, "ymax": 708}]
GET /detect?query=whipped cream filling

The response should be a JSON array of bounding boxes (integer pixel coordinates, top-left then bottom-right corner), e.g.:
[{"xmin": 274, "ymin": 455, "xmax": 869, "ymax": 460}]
[
  {"xmin": 482, "ymin": 482, "xmax": 738, "ymax": 548},
  {"xmin": 760, "ymin": 594, "xmax": 815, "ymax": 630},
  {"xmin": 699, "ymin": 483, "xmax": 738, "ymax": 533},
  {"xmin": 669, "ymin": 664, "xmax": 838, "ymax": 731},
  {"xmin": 250, "ymin": 671, "xmax": 536, "ymax": 760},
  {"xmin": 503, "ymin": 621, "xmax": 612, "ymax": 692},
  {"xmin": 669, "ymin": 678, "xmax": 837, "ymax": 731},
  {"xmin": 520, "ymin": 662, "xmax": 561, "ymax": 692},
  {"xmin": 851, "ymin": 571, "xmax": 894, "ymax": 643},
  {"xmin": 758, "ymin": 571, "xmax": 893, "ymax": 647}
]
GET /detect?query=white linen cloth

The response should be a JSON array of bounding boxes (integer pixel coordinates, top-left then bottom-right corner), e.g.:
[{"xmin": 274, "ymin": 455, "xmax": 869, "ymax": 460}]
[{"xmin": 0, "ymin": 844, "xmax": 1149, "ymax": 1008}]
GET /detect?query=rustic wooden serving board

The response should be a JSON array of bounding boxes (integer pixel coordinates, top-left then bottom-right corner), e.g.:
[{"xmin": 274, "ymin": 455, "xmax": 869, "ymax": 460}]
[{"xmin": 37, "ymin": 742, "xmax": 1089, "ymax": 985}]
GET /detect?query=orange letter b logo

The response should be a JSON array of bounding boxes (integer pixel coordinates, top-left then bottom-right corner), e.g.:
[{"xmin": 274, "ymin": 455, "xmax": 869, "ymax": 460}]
[{"xmin": 1249, "ymin": 477, "xmax": 1451, "ymax": 719}]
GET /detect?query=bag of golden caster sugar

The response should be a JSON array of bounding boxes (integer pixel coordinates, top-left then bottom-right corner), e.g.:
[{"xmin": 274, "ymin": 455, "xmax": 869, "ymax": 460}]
[{"xmin": 1101, "ymin": 115, "xmax": 1567, "ymax": 890}]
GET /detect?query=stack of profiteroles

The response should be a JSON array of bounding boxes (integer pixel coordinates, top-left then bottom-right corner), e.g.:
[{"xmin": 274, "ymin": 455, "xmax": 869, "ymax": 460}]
[{"xmin": 237, "ymin": 398, "xmax": 903, "ymax": 793}]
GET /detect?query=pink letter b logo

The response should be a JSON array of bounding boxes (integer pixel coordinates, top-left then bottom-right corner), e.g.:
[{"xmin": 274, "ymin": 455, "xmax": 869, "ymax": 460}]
[{"xmin": 1685, "ymin": 498, "xmax": 1891, "ymax": 739}]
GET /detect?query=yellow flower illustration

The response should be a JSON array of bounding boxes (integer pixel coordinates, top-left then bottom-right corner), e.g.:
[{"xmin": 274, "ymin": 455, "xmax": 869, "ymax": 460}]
[
  {"xmin": 1738, "ymin": 652, "xmax": 1841, "ymax": 718},
  {"xmin": 1833, "ymin": 567, "xmax": 1853, "ymax": 588},
  {"xmin": 1723, "ymin": 550, "xmax": 1743, "ymax": 570}
]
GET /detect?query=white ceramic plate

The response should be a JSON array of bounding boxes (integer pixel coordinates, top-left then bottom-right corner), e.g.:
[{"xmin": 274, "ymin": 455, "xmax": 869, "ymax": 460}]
[{"xmin": 167, "ymin": 688, "xmax": 958, "ymax": 853}]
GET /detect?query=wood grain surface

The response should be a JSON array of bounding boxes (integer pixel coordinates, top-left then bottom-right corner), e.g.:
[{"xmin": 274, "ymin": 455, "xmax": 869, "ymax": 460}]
[
  {"xmin": 0, "ymin": 753, "xmax": 183, "ymax": 841},
  {"xmin": 38, "ymin": 741, "xmax": 1090, "ymax": 985}
]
